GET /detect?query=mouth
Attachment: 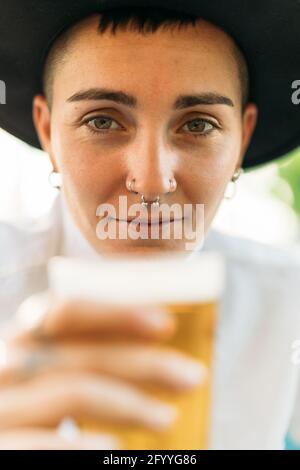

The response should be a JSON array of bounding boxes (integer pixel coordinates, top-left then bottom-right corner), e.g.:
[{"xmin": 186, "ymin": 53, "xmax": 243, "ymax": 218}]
[{"xmin": 112, "ymin": 216, "xmax": 183, "ymax": 226}]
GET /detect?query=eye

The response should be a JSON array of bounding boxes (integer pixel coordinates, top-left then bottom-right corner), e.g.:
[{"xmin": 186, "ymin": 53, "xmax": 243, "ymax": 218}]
[
  {"xmin": 180, "ymin": 118, "xmax": 218, "ymax": 137},
  {"xmin": 85, "ymin": 115, "xmax": 122, "ymax": 133}
]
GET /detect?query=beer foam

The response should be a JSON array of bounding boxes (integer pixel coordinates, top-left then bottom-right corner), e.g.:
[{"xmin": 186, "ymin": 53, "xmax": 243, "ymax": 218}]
[{"xmin": 48, "ymin": 252, "xmax": 225, "ymax": 305}]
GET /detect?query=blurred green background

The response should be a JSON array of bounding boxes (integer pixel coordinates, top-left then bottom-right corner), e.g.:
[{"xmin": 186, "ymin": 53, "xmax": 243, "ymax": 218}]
[{"xmin": 273, "ymin": 148, "xmax": 300, "ymax": 219}]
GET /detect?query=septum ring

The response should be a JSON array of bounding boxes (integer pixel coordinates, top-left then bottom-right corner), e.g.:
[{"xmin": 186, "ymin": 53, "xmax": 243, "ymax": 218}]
[
  {"xmin": 128, "ymin": 178, "xmax": 176, "ymax": 207},
  {"xmin": 141, "ymin": 194, "xmax": 160, "ymax": 208}
]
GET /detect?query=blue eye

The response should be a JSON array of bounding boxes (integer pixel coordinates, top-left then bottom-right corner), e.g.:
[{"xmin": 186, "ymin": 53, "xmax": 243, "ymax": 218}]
[{"xmin": 181, "ymin": 118, "xmax": 217, "ymax": 137}]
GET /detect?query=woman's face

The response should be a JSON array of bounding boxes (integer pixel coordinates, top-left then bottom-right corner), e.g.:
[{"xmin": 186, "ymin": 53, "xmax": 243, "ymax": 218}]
[{"xmin": 33, "ymin": 15, "xmax": 257, "ymax": 255}]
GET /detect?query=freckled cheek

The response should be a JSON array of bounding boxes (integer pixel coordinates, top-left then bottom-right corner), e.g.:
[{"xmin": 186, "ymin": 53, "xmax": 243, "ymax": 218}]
[
  {"xmin": 186, "ymin": 176, "xmax": 223, "ymax": 209},
  {"xmin": 65, "ymin": 161, "xmax": 116, "ymax": 207},
  {"xmin": 53, "ymin": 135, "xmax": 115, "ymax": 205},
  {"xmin": 182, "ymin": 143, "xmax": 236, "ymax": 212}
]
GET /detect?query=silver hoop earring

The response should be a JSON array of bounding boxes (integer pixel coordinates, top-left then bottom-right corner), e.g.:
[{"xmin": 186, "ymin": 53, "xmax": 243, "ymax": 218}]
[
  {"xmin": 232, "ymin": 168, "xmax": 244, "ymax": 182},
  {"xmin": 48, "ymin": 170, "xmax": 62, "ymax": 190},
  {"xmin": 223, "ymin": 168, "xmax": 243, "ymax": 200}
]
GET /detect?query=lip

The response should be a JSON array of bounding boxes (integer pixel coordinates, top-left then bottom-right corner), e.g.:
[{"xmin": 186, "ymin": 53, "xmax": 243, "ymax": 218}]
[{"xmin": 113, "ymin": 217, "xmax": 183, "ymax": 225}]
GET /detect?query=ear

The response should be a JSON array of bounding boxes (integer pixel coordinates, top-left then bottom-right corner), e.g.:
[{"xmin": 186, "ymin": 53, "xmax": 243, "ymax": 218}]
[
  {"xmin": 236, "ymin": 102, "xmax": 258, "ymax": 169},
  {"xmin": 32, "ymin": 94, "xmax": 58, "ymax": 170}
]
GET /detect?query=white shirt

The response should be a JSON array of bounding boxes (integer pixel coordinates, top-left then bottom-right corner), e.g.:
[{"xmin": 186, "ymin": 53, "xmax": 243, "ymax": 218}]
[{"xmin": 1, "ymin": 192, "xmax": 300, "ymax": 450}]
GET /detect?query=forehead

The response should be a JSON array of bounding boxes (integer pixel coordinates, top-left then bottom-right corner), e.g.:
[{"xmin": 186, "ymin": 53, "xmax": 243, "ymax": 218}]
[{"xmin": 52, "ymin": 14, "xmax": 240, "ymax": 107}]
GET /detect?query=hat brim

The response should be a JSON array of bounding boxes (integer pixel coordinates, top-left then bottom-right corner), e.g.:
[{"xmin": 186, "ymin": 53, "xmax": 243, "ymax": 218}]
[{"xmin": 0, "ymin": 0, "xmax": 299, "ymax": 169}]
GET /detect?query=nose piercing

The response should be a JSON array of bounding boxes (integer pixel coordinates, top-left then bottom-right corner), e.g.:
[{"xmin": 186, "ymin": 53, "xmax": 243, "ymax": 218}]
[
  {"xmin": 141, "ymin": 195, "xmax": 160, "ymax": 208},
  {"xmin": 128, "ymin": 178, "xmax": 138, "ymax": 194},
  {"xmin": 168, "ymin": 178, "xmax": 176, "ymax": 192},
  {"xmin": 128, "ymin": 177, "xmax": 176, "ymax": 207}
]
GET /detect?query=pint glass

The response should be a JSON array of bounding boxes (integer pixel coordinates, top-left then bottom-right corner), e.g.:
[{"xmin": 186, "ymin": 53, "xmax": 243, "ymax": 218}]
[{"xmin": 48, "ymin": 252, "xmax": 225, "ymax": 449}]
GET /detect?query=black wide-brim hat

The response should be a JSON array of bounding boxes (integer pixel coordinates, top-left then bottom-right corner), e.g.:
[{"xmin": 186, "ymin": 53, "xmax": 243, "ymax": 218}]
[{"xmin": 0, "ymin": 0, "xmax": 299, "ymax": 169}]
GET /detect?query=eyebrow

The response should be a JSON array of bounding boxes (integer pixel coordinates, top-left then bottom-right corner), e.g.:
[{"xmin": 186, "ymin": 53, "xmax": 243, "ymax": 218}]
[{"xmin": 67, "ymin": 88, "xmax": 234, "ymax": 108}]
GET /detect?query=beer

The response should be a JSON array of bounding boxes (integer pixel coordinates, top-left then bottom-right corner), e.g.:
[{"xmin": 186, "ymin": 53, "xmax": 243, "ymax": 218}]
[{"xmin": 48, "ymin": 252, "xmax": 225, "ymax": 450}]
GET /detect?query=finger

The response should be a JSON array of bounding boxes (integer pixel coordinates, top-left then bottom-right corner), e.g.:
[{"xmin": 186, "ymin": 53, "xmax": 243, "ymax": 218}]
[
  {"xmin": 0, "ymin": 371, "xmax": 177, "ymax": 432},
  {"xmin": 0, "ymin": 340, "xmax": 207, "ymax": 390},
  {"xmin": 8, "ymin": 291, "xmax": 176, "ymax": 344},
  {"xmin": 0, "ymin": 429, "xmax": 120, "ymax": 450}
]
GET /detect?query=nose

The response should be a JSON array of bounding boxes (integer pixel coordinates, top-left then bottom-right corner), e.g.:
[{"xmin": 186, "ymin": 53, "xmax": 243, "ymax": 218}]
[{"xmin": 125, "ymin": 141, "xmax": 177, "ymax": 201}]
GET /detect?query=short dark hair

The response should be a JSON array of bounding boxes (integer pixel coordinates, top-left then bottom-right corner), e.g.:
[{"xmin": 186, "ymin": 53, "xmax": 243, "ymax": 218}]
[{"xmin": 42, "ymin": 6, "xmax": 249, "ymax": 111}]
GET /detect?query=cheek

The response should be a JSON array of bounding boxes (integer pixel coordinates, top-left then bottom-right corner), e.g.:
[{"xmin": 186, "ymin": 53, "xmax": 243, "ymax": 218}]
[
  {"xmin": 51, "ymin": 124, "xmax": 119, "ymax": 204},
  {"xmin": 178, "ymin": 134, "xmax": 242, "ymax": 232},
  {"xmin": 181, "ymin": 135, "xmax": 241, "ymax": 206}
]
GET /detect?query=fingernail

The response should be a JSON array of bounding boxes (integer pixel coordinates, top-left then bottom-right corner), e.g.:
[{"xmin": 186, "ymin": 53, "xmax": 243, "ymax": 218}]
[
  {"xmin": 57, "ymin": 417, "xmax": 81, "ymax": 442},
  {"xmin": 179, "ymin": 361, "xmax": 207, "ymax": 386},
  {"xmin": 15, "ymin": 291, "xmax": 50, "ymax": 334},
  {"xmin": 168, "ymin": 358, "xmax": 208, "ymax": 387},
  {"xmin": 142, "ymin": 309, "xmax": 175, "ymax": 332},
  {"xmin": 143, "ymin": 403, "xmax": 178, "ymax": 430}
]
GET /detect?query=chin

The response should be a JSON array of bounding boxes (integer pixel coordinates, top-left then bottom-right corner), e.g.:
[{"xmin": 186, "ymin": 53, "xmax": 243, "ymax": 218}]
[{"xmin": 93, "ymin": 238, "xmax": 189, "ymax": 256}]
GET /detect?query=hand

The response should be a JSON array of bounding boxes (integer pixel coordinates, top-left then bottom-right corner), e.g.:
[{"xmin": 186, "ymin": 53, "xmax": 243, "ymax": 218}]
[{"xmin": 0, "ymin": 291, "xmax": 207, "ymax": 449}]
